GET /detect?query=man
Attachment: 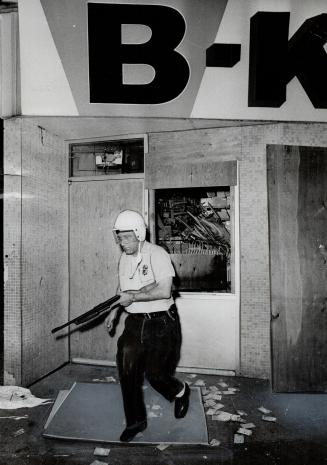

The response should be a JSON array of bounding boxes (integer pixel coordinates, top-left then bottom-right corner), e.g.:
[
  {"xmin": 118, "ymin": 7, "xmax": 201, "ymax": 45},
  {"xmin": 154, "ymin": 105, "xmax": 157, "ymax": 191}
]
[{"xmin": 106, "ymin": 209, "xmax": 190, "ymax": 442}]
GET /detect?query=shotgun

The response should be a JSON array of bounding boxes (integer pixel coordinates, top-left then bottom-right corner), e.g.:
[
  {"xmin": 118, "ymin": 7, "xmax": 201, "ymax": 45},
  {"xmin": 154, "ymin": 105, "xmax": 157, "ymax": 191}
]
[{"xmin": 51, "ymin": 294, "xmax": 120, "ymax": 334}]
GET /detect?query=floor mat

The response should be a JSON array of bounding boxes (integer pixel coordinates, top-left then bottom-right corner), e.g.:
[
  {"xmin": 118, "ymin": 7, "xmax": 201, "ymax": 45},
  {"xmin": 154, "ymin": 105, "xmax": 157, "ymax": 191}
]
[{"xmin": 43, "ymin": 382, "xmax": 208, "ymax": 444}]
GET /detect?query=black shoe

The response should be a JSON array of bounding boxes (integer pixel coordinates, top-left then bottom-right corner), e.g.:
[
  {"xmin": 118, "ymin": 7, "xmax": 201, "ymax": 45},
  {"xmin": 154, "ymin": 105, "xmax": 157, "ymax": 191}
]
[
  {"xmin": 120, "ymin": 420, "xmax": 147, "ymax": 442},
  {"xmin": 174, "ymin": 383, "xmax": 190, "ymax": 419}
]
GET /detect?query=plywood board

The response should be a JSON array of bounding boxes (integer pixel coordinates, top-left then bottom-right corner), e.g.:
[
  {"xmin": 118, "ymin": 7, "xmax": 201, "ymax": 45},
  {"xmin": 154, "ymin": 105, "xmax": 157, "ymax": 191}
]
[
  {"xmin": 69, "ymin": 178, "xmax": 144, "ymax": 361},
  {"xmin": 267, "ymin": 145, "xmax": 327, "ymax": 392}
]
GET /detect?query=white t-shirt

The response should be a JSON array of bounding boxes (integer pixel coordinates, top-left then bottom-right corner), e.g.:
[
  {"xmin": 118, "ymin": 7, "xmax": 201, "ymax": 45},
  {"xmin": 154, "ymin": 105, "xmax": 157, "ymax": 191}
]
[{"xmin": 118, "ymin": 241, "xmax": 175, "ymax": 314}]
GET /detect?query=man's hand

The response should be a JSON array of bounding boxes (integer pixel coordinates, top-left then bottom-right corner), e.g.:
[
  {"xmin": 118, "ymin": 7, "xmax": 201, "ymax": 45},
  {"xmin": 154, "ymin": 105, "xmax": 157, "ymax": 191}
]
[
  {"xmin": 105, "ymin": 307, "xmax": 119, "ymax": 334},
  {"xmin": 118, "ymin": 292, "xmax": 134, "ymax": 308}
]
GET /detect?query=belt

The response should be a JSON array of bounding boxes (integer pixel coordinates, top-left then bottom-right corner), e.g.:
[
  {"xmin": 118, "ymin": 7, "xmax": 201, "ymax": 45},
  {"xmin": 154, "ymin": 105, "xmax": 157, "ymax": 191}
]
[{"xmin": 132, "ymin": 305, "xmax": 177, "ymax": 320}]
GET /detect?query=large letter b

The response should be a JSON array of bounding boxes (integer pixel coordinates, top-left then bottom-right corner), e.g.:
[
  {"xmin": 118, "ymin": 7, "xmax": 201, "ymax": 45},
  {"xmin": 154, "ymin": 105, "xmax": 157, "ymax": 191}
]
[{"xmin": 88, "ymin": 3, "xmax": 190, "ymax": 104}]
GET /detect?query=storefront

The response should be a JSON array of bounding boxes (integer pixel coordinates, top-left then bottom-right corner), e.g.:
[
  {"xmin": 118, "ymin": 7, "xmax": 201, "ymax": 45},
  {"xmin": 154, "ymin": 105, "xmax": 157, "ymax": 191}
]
[{"xmin": 1, "ymin": 0, "xmax": 327, "ymax": 393}]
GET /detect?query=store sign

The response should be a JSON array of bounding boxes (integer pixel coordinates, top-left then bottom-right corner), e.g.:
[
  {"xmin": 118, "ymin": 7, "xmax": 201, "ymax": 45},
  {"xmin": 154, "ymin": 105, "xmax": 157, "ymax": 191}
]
[{"xmin": 19, "ymin": 0, "xmax": 327, "ymax": 120}]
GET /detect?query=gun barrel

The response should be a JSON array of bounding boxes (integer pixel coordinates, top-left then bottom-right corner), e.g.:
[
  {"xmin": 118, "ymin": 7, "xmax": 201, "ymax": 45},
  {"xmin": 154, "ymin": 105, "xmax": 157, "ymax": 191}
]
[{"xmin": 51, "ymin": 295, "xmax": 120, "ymax": 334}]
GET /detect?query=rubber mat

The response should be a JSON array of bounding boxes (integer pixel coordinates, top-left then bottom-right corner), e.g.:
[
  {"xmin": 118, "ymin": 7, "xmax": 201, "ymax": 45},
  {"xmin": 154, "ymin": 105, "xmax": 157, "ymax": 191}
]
[{"xmin": 43, "ymin": 382, "xmax": 208, "ymax": 444}]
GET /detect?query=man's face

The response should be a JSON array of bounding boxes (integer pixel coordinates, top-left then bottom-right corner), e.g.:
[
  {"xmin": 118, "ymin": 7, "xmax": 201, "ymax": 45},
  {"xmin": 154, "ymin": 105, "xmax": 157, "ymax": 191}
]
[{"xmin": 116, "ymin": 231, "xmax": 139, "ymax": 255}]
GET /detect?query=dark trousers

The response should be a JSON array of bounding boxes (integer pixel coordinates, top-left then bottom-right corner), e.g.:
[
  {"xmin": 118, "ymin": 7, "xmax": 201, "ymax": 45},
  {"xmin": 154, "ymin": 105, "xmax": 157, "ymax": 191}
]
[{"xmin": 116, "ymin": 305, "xmax": 183, "ymax": 427}]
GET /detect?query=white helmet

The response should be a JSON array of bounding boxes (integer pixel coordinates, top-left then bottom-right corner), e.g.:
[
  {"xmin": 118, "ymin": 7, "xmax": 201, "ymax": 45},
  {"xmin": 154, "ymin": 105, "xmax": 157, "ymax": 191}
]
[{"xmin": 113, "ymin": 210, "xmax": 146, "ymax": 242}]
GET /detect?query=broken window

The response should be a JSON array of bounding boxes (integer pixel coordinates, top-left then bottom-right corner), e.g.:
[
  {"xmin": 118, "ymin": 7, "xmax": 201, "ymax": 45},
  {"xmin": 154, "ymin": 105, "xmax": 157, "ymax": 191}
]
[
  {"xmin": 69, "ymin": 138, "xmax": 144, "ymax": 177},
  {"xmin": 155, "ymin": 187, "xmax": 232, "ymax": 292}
]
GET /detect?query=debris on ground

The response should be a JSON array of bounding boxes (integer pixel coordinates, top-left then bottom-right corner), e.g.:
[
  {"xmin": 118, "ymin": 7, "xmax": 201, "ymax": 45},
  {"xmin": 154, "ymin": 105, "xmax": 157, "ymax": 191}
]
[
  {"xmin": 151, "ymin": 404, "xmax": 162, "ymax": 410},
  {"xmin": 209, "ymin": 385, "xmax": 220, "ymax": 392},
  {"xmin": 222, "ymin": 390, "xmax": 236, "ymax": 395},
  {"xmin": 148, "ymin": 411, "xmax": 162, "ymax": 418},
  {"xmin": 204, "ymin": 399, "xmax": 217, "ymax": 408},
  {"xmin": 187, "ymin": 374, "xmax": 197, "ymax": 379},
  {"xmin": 217, "ymin": 381, "xmax": 229, "ymax": 388},
  {"xmin": 93, "ymin": 448, "xmax": 110, "ymax": 457},
  {"xmin": 212, "ymin": 411, "xmax": 232, "ymax": 421},
  {"xmin": 156, "ymin": 443, "xmax": 170, "ymax": 451},
  {"xmin": 236, "ymin": 410, "xmax": 247, "ymax": 416},
  {"xmin": 13, "ymin": 428, "xmax": 25, "ymax": 437},
  {"xmin": 193, "ymin": 379, "xmax": 206, "ymax": 387},
  {"xmin": 242, "ymin": 422, "xmax": 256, "ymax": 429},
  {"xmin": 209, "ymin": 439, "xmax": 221, "ymax": 446},
  {"xmin": 90, "ymin": 460, "xmax": 108, "ymax": 465},
  {"xmin": 237, "ymin": 427, "xmax": 253, "ymax": 436},
  {"xmin": 201, "ymin": 388, "xmax": 210, "ymax": 395},
  {"xmin": 0, "ymin": 386, "xmax": 52, "ymax": 410},
  {"xmin": 262, "ymin": 415, "xmax": 277, "ymax": 422},
  {"xmin": 205, "ymin": 404, "xmax": 224, "ymax": 415},
  {"xmin": 234, "ymin": 433, "xmax": 245, "ymax": 444},
  {"xmin": 0, "ymin": 415, "xmax": 28, "ymax": 420},
  {"xmin": 92, "ymin": 376, "xmax": 116, "ymax": 383},
  {"xmin": 258, "ymin": 406, "xmax": 271, "ymax": 414}
]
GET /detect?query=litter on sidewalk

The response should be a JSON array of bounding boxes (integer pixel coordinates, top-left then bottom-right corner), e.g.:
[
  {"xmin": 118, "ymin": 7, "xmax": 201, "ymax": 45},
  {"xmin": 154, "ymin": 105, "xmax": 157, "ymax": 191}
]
[
  {"xmin": 13, "ymin": 428, "xmax": 25, "ymax": 437},
  {"xmin": 194, "ymin": 379, "xmax": 206, "ymax": 387},
  {"xmin": 234, "ymin": 434, "xmax": 245, "ymax": 444},
  {"xmin": 156, "ymin": 444, "xmax": 170, "ymax": 451},
  {"xmin": 242, "ymin": 423, "xmax": 256, "ymax": 429},
  {"xmin": 237, "ymin": 427, "xmax": 253, "ymax": 436},
  {"xmin": 93, "ymin": 448, "xmax": 110, "ymax": 457},
  {"xmin": 209, "ymin": 439, "xmax": 221, "ymax": 446},
  {"xmin": 0, "ymin": 386, "xmax": 52, "ymax": 410},
  {"xmin": 258, "ymin": 406, "xmax": 271, "ymax": 414},
  {"xmin": 262, "ymin": 415, "xmax": 277, "ymax": 422}
]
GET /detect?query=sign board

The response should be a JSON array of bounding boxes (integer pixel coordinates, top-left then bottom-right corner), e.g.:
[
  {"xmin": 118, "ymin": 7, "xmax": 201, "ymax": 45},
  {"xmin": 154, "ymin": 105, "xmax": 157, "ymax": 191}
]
[{"xmin": 19, "ymin": 0, "xmax": 327, "ymax": 120}]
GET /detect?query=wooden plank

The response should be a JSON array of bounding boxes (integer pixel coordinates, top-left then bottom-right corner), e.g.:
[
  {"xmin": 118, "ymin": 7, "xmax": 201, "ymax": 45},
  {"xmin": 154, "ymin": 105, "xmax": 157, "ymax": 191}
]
[
  {"xmin": 146, "ymin": 127, "xmax": 240, "ymax": 189},
  {"xmin": 69, "ymin": 178, "xmax": 144, "ymax": 362},
  {"xmin": 268, "ymin": 144, "xmax": 327, "ymax": 392},
  {"xmin": 146, "ymin": 160, "xmax": 237, "ymax": 189}
]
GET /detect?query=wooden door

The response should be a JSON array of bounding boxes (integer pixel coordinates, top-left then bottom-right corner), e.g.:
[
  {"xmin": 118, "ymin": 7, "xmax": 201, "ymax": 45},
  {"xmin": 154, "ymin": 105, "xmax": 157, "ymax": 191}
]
[
  {"xmin": 69, "ymin": 177, "xmax": 144, "ymax": 362},
  {"xmin": 267, "ymin": 145, "xmax": 327, "ymax": 392}
]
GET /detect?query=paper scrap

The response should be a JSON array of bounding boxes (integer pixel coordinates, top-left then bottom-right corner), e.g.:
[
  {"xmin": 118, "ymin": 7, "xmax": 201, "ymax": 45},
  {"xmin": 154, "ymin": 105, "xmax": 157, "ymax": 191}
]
[
  {"xmin": 0, "ymin": 415, "xmax": 28, "ymax": 420},
  {"xmin": 105, "ymin": 376, "xmax": 116, "ymax": 383},
  {"xmin": 236, "ymin": 410, "xmax": 247, "ymax": 416},
  {"xmin": 193, "ymin": 379, "xmax": 206, "ymax": 387},
  {"xmin": 262, "ymin": 416, "xmax": 277, "ymax": 422},
  {"xmin": 151, "ymin": 404, "xmax": 162, "ymax": 410},
  {"xmin": 0, "ymin": 386, "xmax": 51, "ymax": 410},
  {"xmin": 209, "ymin": 385, "xmax": 220, "ymax": 392},
  {"xmin": 187, "ymin": 374, "xmax": 197, "ymax": 379},
  {"xmin": 222, "ymin": 390, "xmax": 236, "ymax": 395},
  {"xmin": 242, "ymin": 423, "xmax": 256, "ymax": 429},
  {"xmin": 234, "ymin": 434, "xmax": 245, "ymax": 444},
  {"xmin": 209, "ymin": 439, "xmax": 221, "ymax": 447},
  {"xmin": 237, "ymin": 428, "xmax": 253, "ymax": 436},
  {"xmin": 94, "ymin": 448, "xmax": 110, "ymax": 457},
  {"xmin": 206, "ymin": 404, "xmax": 224, "ymax": 415},
  {"xmin": 90, "ymin": 461, "xmax": 108, "ymax": 465},
  {"xmin": 231, "ymin": 414, "xmax": 242, "ymax": 422},
  {"xmin": 212, "ymin": 411, "xmax": 232, "ymax": 422},
  {"xmin": 148, "ymin": 411, "xmax": 161, "ymax": 418},
  {"xmin": 258, "ymin": 406, "xmax": 271, "ymax": 414},
  {"xmin": 204, "ymin": 399, "xmax": 217, "ymax": 408},
  {"xmin": 217, "ymin": 381, "xmax": 229, "ymax": 388},
  {"xmin": 156, "ymin": 444, "xmax": 170, "ymax": 451},
  {"xmin": 13, "ymin": 428, "xmax": 25, "ymax": 437}
]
